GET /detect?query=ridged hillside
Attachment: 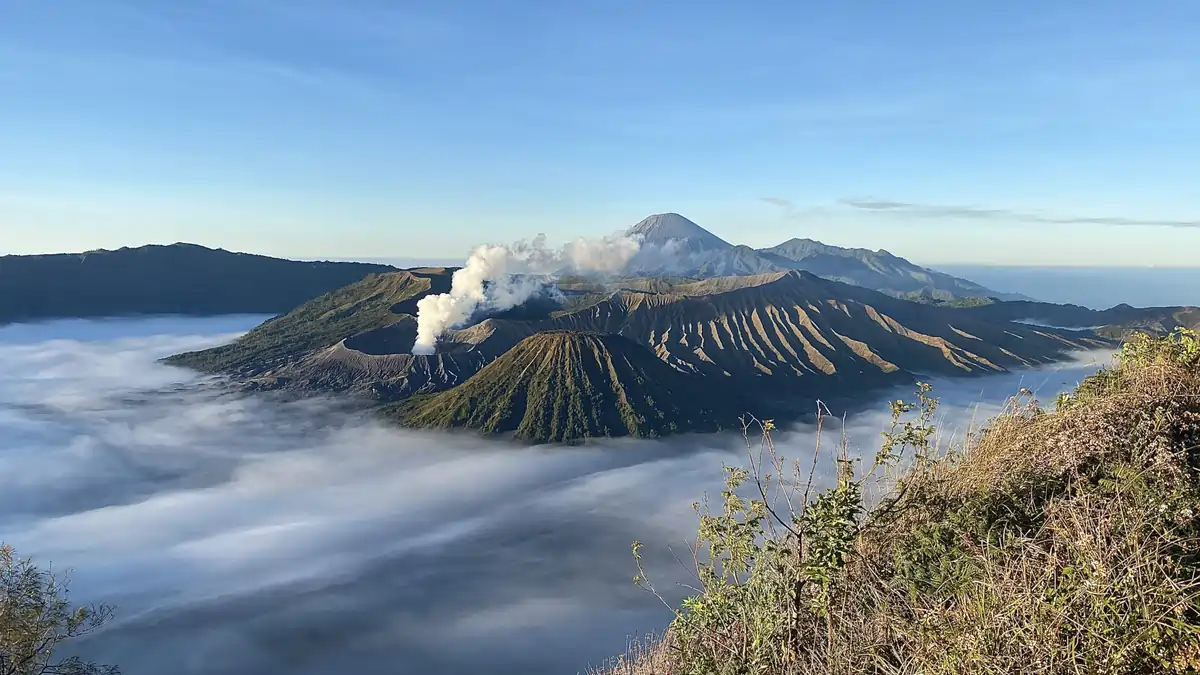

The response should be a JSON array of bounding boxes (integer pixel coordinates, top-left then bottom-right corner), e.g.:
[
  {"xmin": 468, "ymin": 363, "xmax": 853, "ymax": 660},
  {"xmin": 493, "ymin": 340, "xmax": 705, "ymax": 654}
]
[
  {"xmin": 390, "ymin": 331, "xmax": 746, "ymax": 443},
  {"xmin": 534, "ymin": 271, "xmax": 1107, "ymax": 382},
  {"xmin": 220, "ymin": 271, "xmax": 1111, "ymax": 414}
]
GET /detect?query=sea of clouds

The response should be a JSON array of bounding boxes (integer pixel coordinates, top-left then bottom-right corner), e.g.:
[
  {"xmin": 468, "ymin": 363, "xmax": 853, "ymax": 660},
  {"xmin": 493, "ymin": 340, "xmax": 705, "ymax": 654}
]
[{"xmin": 0, "ymin": 316, "xmax": 1113, "ymax": 674}]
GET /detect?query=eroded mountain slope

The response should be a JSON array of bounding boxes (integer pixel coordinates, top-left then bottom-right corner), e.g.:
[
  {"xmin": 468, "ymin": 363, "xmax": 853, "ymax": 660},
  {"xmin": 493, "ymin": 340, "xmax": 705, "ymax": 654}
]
[
  {"xmin": 390, "ymin": 331, "xmax": 747, "ymax": 443},
  {"xmin": 243, "ymin": 271, "xmax": 1108, "ymax": 405},
  {"xmin": 533, "ymin": 271, "xmax": 1106, "ymax": 381}
]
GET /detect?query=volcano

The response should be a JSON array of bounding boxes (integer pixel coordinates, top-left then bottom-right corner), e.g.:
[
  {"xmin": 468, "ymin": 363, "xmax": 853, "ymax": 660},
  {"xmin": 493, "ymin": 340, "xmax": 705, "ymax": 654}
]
[
  {"xmin": 389, "ymin": 331, "xmax": 748, "ymax": 443},
  {"xmin": 628, "ymin": 212, "xmax": 734, "ymax": 253}
]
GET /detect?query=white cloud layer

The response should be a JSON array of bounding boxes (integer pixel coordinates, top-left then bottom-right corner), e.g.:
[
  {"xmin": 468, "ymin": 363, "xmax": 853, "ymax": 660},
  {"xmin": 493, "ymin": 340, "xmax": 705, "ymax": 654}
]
[{"xmin": 0, "ymin": 317, "xmax": 1112, "ymax": 674}]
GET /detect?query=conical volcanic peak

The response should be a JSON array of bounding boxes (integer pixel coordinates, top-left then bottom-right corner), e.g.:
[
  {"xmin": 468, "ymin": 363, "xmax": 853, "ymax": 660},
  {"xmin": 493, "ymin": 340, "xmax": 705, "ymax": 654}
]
[
  {"xmin": 390, "ymin": 330, "xmax": 746, "ymax": 443},
  {"xmin": 628, "ymin": 213, "xmax": 733, "ymax": 251},
  {"xmin": 625, "ymin": 213, "xmax": 784, "ymax": 275}
]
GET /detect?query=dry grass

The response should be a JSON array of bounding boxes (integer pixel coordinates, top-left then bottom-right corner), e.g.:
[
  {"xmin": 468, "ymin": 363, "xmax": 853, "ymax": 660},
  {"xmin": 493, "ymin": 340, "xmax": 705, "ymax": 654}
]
[
  {"xmin": 586, "ymin": 634, "xmax": 676, "ymax": 675},
  {"xmin": 596, "ymin": 330, "xmax": 1200, "ymax": 675}
]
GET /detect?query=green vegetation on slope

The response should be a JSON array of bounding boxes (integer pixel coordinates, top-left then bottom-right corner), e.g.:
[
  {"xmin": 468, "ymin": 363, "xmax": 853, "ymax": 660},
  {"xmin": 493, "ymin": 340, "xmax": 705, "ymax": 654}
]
[
  {"xmin": 895, "ymin": 289, "xmax": 998, "ymax": 307},
  {"xmin": 166, "ymin": 268, "xmax": 1110, "ymax": 441},
  {"xmin": 0, "ymin": 243, "xmax": 395, "ymax": 324},
  {"xmin": 165, "ymin": 270, "xmax": 448, "ymax": 373},
  {"xmin": 0, "ymin": 544, "xmax": 118, "ymax": 674},
  {"xmin": 389, "ymin": 331, "xmax": 748, "ymax": 443},
  {"xmin": 599, "ymin": 329, "xmax": 1200, "ymax": 675}
]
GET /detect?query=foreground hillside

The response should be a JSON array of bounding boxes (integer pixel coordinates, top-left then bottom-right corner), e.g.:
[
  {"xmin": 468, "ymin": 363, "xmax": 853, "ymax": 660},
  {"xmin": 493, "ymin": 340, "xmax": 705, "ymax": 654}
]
[
  {"xmin": 390, "ymin": 331, "xmax": 747, "ymax": 443},
  {"xmin": 0, "ymin": 243, "xmax": 394, "ymax": 324},
  {"xmin": 597, "ymin": 329, "xmax": 1200, "ymax": 674}
]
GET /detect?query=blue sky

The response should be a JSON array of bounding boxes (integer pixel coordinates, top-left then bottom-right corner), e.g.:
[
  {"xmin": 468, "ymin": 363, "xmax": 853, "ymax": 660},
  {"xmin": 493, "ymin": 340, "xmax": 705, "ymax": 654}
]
[{"xmin": 2, "ymin": 0, "xmax": 1198, "ymax": 265}]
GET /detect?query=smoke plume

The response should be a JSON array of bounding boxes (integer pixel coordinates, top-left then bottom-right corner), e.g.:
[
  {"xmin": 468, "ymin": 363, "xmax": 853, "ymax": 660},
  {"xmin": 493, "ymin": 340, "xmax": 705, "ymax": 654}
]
[
  {"xmin": 412, "ymin": 245, "xmax": 512, "ymax": 355},
  {"xmin": 412, "ymin": 233, "xmax": 642, "ymax": 354}
]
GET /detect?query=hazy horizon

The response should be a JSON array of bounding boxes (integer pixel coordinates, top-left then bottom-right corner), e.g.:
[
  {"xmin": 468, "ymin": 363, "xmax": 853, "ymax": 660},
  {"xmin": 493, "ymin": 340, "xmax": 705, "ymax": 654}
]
[
  {"xmin": 8, "ymin": 240, "xmax": 1200, "ymax": 271},
  {"xmin": 5, "ymin": 238, "xmax": 1200, "ymax": 312}
]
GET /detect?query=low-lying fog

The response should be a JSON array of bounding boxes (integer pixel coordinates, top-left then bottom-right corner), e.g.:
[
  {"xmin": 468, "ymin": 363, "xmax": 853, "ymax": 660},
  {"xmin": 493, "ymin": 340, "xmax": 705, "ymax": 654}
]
[{"xmin": 0, "ymin": 317, "xmax": 1113, "ymax": 675}]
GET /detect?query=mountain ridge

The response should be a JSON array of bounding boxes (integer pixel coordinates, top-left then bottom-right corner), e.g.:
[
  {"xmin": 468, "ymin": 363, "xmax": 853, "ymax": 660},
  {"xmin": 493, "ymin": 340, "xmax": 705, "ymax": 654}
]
[
  {"xmin": 758, "ymin": 237, "xmax": 1027, "ymax": 301},
  {"xmin": 163, "ymin": 269, "xmax": 450, "ymax": 374},
  {"xmin": 0, "ymin": 243, "xmax": 395, "ymax": 324},
  {"xmin": 625, "ymin": 213, "xmax": 1026, "ymax": 301},
  {"xmin": 3, "ymin": 212, "xmax": 1023, "ymax": 326},
  {"xmin": 165, "ymin": 267, "xmax": 1136, "ymax": 443},
  {"xmin": 959, "ymin": 300, "xmax": 1200, "ymax": 336}
]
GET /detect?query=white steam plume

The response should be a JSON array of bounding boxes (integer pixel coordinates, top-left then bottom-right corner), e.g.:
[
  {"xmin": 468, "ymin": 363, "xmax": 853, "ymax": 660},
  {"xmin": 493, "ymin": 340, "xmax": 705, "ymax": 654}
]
[
  {"xmin": 560, "ymin": 233, "xmax": 643, "ymax": 273},
  {"xmin": 412, "ymin": 245, "xmax": 511, "ymax": 355},
  {"xmin": 411, "ymin": 232, "xmax": 642, "ymax": 355}
]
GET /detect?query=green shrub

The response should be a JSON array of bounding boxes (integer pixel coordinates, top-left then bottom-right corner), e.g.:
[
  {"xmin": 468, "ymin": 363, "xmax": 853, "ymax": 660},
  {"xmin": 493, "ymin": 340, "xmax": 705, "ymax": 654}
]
[
  {"xmin": 599, "ymin": 330, "xmax": 1200, "ymax": 675},
  {"xmin": 1121, "ymin": 327, "xmax": 1200, "ymax": 369},
  {"xmin": 0, "ymin": 544, "xmax": 118, "ymax": 675}
]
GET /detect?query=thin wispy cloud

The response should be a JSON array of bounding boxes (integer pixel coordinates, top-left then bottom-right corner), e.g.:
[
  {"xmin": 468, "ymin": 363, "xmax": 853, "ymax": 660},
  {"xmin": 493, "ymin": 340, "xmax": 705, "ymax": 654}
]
[
  {"xmin": 760, "ymin": 197, "xmax": 792, "ymax": 209},
  {"xmin": 760, "ymin": 196, "xmax": 825, "ymax": 222},
  {"xmin": 840, "ymin": 198, "xmax": 1200, "ymax": 229}
]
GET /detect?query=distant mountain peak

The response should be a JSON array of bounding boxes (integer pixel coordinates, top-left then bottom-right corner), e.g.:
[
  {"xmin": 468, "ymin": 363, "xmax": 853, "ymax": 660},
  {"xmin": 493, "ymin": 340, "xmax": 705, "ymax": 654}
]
[
  {"xmin": 769, "ymin": 238, "xmax": 889, "ymax": 258},
  {"xmin": 619, "ymin": 214, "xmax": 1022, "ymax": 301},
  {"xmin": 628, "ymin": 213, "xmax": 733, "ymax": 251},
  {"xmin": 758, "ymin": 237, "xmax": 1027, "ymax": 301}
]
